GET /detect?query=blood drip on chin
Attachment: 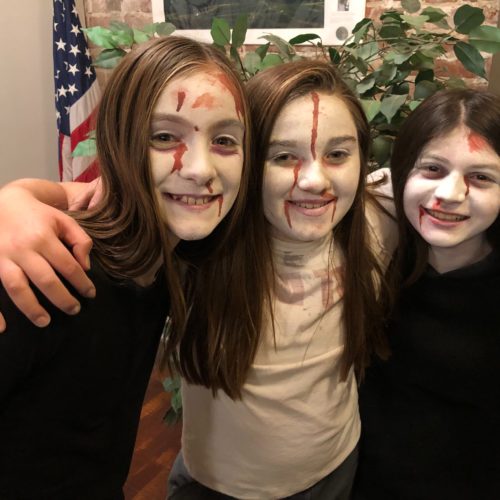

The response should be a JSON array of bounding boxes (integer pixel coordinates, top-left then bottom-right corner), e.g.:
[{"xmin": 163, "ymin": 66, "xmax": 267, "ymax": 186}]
[
  {"xmin": 468, "ymin": 132, "xmax": 488, "ymax": 153},
  {"xmin": 310, "ymin": 92, "xmax": 320, "ymax": 160},
  {"xmin": 171, "ymin": 143, "xmax": 188, "ymax": 173},
  {"xmin": 176, "ymin": 91, "xmax": 186, "ymax": 112},
  {"xmin": 217, "ymin": 196, "xmax": 223, "ymax": 217}
]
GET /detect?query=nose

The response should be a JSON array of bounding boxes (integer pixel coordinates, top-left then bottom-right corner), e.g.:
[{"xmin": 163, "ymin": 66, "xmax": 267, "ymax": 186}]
[
  {"xmin": 434, "ymin": 172, "xmax": 468, "ymax": 203},
  {"xmin": 296, "ymin": 159, "xmax": 330, "ymax": 194},
  {"xmin": 178, "ymin": 140, "xmax": 216, "ymax": 186}
]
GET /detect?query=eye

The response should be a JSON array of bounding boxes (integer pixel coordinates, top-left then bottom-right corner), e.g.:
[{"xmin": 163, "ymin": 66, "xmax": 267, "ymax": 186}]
[
  {"xmin": 324, "ymin": 149, "xmax": 350, "ymax": 165},
  {"xmin": 213, "ymin": 136, "xmax": 237, "ymax": 147},
  {"xmin": 211, "ymin": 135, "xmax": 240, "ymax": 155},
  {"xmin": 150, "ymin": 132, "xmax": 180, "ymax": 151},
  {"xmin": 417, "ymin": 163, "xmax": 445, "ymax": 178},
  {"xmin": 468, "ymin": 172, "xmax": 498, "ymax": 187},
  {"xmin": 270, "ymin": 153, "xmax": 300, "ymax": 167}
]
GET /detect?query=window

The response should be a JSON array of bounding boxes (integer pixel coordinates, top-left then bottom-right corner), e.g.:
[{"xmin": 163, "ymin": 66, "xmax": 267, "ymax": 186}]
[{"xmin": 152, "ymin": 0, "xmax": 366, "ymax": 45}]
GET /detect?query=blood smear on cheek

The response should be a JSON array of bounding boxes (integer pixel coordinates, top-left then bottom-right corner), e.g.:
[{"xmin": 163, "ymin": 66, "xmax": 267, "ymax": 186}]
[
  {"xmin": 171, "ymin": 143, "xmax": 188, "ymax": 173},
  {"xmin": 206, "ymin": 180, "xmax": 213, "ymax": 193},
  {"xmin": 432, "ymin": 200, "xmax": 441, "ymax": 210},
  {"xmin": 176, "ymin": 91, "xmax": 186, "ymax": 112},
  {"xmin": 194, "ymin": 126, "xmax": 199, "ymax": 131},
  {"xmin": 288, "ymin": 160, "xmax": 302, "ymax": 198},
  {"xmin": 310, "ymin": 92, "xmax": 319, "ymax": 160}
]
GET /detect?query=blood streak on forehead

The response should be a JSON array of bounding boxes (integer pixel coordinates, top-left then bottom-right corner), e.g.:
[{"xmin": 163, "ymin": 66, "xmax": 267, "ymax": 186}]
[
  {"xmin": 176, "ymin": 91, "xmax": 186, "ymax": 112},
  {"xmin": 310, "ymin": 92, "xmax": 320, "ymax": 160},
  {"xmin": 192, "ymin": 92, "xmax": 216, "ymax": 109},
  {"xmin": 213, "ymin": 72, "xmax": 243, "ymax": 120},
  {"xmin": 468, "ymin": 131, "xmax": 489, "ymax": 153}
]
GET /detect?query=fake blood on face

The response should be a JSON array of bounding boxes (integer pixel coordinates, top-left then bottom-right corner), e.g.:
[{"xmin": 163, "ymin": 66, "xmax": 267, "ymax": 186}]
[
  {"xmin": 171, "ymin": 143, "xmax": 188, "ymax": 173},
  {"xmin": 176, "ymin": 91, "xmax": 186, "ymax": 112},
  {"xmin": 192, "ymin": 92, "xmax": 215, "ymax": 109},
  {"xmin": 284, "ymin": 160, "xmax": 302, "ymax": 228},
  {"xmin": 217, "ymin": 196, "xmax": 223, "ymax": 217},
  {"xmin": 215, "ymin": 73, "xmax": 243, "ymax": 120},
  {"xmin": 310, "ymin": 92, "xmax": 320, "ymax": 160},
  {"xmin": 468, "ymin": 132, "xmax": 488, "ymax": 153}
]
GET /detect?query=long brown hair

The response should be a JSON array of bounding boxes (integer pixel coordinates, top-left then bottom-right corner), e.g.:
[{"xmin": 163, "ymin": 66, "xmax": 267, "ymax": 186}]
[
  {"xmin": 246, "ymin": 60, "xmax": 390, "ymax": 380},
  {"xmin": 73, "ymin": 36, "xmax": 259, "ymax": 364},
  {"xmin": 140, "ymin": 40, "xmax": 271, "ymax": 399},
  {"xmin": 390, "ymin": 88, "xmax": 500, "ymax": 288}
]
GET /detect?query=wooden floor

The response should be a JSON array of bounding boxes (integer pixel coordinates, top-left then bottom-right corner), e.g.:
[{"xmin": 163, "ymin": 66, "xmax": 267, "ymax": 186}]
[{"xmin": 124, "ymin": 366, "xmax": 182, "ymax": 500}]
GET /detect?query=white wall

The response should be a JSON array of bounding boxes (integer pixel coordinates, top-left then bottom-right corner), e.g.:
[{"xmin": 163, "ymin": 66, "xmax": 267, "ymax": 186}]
[{"xmin": 0, "ymin": 1, "xmax": 59, "ymax": 184}]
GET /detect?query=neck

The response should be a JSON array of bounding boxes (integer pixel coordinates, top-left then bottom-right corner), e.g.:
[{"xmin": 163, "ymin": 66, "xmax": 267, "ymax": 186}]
[{"xmin": 428, "ymin": 237, "xmax": 492, "ymax": 274}]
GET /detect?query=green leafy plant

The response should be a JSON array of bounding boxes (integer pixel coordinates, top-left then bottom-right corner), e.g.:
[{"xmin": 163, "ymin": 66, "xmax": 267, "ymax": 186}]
[
  {"xmin": 75, "ymin": 1, "xmax": 500, "ymax": 168},
  {"xmin": 83, "ymin": 20, "xmax": 176, "ymax": 69},
  {"xmin": 211, "ymin": 0, "xmax": 500, "ymax": 167},
  {"xmin": 162, "ymin": 375, "xmax": 182, "ymax": 424}
]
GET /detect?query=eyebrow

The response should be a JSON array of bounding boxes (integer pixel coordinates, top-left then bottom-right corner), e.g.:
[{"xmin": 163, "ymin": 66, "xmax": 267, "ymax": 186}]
[
  {"xmin": 268, "ymin": 135, "xmax": 357, "ymax": 150},
  {"xmin": 150, "ymin": 113, "xmax": 244, "ymax": 132}
]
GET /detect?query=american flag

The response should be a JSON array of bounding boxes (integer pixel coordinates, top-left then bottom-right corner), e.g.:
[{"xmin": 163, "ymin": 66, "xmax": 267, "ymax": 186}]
[{"xmin": 53, "ymin": 0, "xmax": 101, "ymax": 181}]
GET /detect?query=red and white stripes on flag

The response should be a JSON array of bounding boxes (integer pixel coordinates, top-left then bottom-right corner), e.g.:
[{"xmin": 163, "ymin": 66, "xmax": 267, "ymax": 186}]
[{"xmin": 53, "ymin": 0, "xmax": 101, "ymax": 181}]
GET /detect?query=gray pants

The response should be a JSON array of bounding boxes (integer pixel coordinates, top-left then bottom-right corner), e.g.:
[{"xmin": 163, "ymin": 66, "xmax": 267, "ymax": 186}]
[{"xmin": 168, "ymin": 445, "xmax": 358, "ymax": 500}]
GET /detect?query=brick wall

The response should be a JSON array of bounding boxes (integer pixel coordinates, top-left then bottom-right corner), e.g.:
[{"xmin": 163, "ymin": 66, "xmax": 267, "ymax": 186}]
[{"xmin": 82, "ymin": 0, "xmax": 500, "ymax": 86}]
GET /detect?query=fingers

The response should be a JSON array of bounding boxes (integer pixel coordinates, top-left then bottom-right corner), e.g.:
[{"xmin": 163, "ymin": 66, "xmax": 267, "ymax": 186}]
[
  {"xmin": 56, "ymin": 214, "xmax": 94, "ymax": 273},
  {"xmin": 88, "ymin": 177, "xmax": 103, "ymax": 209},
  {"xmin": 0, "ymin": 259, "xmax": 52, "ymax": 328}
]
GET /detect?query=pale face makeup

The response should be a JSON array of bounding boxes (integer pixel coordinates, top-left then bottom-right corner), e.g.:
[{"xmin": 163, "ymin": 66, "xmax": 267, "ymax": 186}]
[
  {"xmin": 263, "ymin": 92, "xmax": 361, "ymax": 243},
  {"xmin": 150, "ymin": 70, "xmax": 244, "ymax": 241},
  {"xmin": 403, "ymin": 125, "xmax": 500, "ymax": 273}
]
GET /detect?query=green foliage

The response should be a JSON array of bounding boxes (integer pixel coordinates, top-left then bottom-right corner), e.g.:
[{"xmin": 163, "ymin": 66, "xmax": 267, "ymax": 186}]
[
  {"xmin": 83, "ymin": 21, "xmax": 175, "ymax": 69},
  {"xmin": 162, "ymin": 375, "xmax": 182, "ymax": 425},
  {"xmin": 81, "ymin": 3, "xmax": 500, "ymax": 171}
]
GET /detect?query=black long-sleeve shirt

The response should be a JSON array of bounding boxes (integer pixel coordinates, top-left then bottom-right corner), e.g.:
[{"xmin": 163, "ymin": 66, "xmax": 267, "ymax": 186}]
[
  {"xmin": 0, "ymin": 257, "xmax": 169, "ymax": 500},
  {"xmin": 354, "ymin": 251, "xmax": 500, "ymax": 500}
]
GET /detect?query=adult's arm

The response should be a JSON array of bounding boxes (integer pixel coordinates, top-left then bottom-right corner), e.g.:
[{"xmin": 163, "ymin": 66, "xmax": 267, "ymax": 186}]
[{"xmin": 0, "ymin": 179, "xmax": 98, "ymax": 332}]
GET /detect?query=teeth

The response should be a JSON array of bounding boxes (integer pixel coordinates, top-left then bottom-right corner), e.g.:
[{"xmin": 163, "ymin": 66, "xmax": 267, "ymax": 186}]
[
  {"xmin": 292, "ymin": 200, "xmax": 330, "ymax": 209},
  {"xmin": 171, "ymin": 195, "xmax": 214, "ymax": 205},
  {"xmin": 426, "ymin": 209, "xmax": 467, "ymax": 222}
]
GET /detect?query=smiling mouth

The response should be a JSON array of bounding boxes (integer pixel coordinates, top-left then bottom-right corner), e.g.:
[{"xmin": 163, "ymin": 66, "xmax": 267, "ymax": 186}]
[
  {"xmin": 423, "ymin": 207, "xmax": 469, "ymax": 222},
  {"xmin": 289, "ymin": 199, "xmax": 335, "ymax": 209},
  {"xmin": 168, "ymin": 194, "xmax": 218, "ymax": 205}
]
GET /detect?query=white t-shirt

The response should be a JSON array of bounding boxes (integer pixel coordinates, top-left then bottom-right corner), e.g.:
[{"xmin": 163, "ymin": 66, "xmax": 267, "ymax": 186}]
[{"xmin": 181, "ymin": 174, "xmax": 396, "ymax": 499}]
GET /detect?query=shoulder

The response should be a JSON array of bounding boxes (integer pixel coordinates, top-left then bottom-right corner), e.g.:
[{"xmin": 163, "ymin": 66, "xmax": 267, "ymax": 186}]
[{"xmin": 364, "ymin": 170, "xmax": 398, "ymax": 269}]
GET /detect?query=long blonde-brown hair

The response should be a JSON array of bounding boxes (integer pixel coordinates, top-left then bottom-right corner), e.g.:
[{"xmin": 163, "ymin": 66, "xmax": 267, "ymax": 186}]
[
  {"xmin": 74, "ymin": 36, "xmax": 259, "ymax": 362},
  {"xmin": 246, "ymin": 60, "xmax": 390, "ymax": 379}
]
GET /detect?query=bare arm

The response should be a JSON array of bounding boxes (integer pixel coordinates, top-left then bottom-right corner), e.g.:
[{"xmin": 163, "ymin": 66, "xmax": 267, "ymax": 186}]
[{"xmin": 0, "ymin": 179, "xmax": 98, "ymax": 332}]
